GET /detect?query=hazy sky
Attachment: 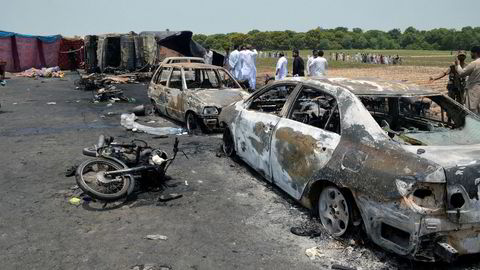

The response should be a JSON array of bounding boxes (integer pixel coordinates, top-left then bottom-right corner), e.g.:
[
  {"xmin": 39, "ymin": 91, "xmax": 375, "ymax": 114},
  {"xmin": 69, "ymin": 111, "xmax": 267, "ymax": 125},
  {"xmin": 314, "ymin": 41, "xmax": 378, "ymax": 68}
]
[{"xmin": 2, "ymin": 0, "xmax": 479, "ymax": 36}]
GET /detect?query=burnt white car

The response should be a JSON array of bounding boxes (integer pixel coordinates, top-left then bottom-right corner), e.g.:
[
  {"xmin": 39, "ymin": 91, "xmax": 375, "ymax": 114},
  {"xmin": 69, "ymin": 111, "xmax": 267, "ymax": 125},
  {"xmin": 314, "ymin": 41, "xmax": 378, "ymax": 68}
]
[
  {"xmin": 219, "ymin": 77, "xmax": 480, "ymax": 262},
  {"xmin": 148, "ymin": 62, "xmax": 248, "ymax": 132}
]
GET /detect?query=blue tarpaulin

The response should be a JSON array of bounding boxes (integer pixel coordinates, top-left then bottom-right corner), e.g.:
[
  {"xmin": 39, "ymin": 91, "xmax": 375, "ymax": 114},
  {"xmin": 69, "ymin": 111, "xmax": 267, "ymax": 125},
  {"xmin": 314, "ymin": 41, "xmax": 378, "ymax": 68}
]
[{"xmin": 0, "ymin": 31, "xmax": 61, "ymax": 43}]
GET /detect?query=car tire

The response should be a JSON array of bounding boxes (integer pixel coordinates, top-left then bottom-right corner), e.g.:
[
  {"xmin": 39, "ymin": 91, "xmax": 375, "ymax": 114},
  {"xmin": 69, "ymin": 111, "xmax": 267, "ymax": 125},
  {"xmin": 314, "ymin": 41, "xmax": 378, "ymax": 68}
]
[
  {"xmin": 186, "ymin": 112, "xmax": 202, "ymax": 135},
  {"xmin": 317, "ymin": 185, "xmax": 352, "ymax": 237},
  {"xmin": 222, "ymin": 127, "xmax": 236, "ymax": 157}
]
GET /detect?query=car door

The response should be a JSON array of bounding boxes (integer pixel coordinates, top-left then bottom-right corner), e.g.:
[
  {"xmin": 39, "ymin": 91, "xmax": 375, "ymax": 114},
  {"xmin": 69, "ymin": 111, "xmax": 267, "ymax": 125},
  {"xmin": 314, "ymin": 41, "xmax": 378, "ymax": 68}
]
[
  {"xmin": 165, "ymin": 67, "xmax": 185, "ymax": 121},
  {"xmin": 149, "ymin": 67, "xmax": 172, "ymax": 115},
  {"xmin": 270, "ymin": 85, "xmax": 342, "ymax": 199},
  {"xmin": 234, "ymin": 83, "xmax": 300, "ymax": 181}
]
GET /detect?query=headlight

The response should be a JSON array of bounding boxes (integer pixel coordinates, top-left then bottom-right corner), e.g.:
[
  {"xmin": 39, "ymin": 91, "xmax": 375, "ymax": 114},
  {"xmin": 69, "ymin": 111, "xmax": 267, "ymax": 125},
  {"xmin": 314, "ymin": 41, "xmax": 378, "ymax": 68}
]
[{"xmin": 203, "ymin": 107, "xmax": 219, "ymax": 115}]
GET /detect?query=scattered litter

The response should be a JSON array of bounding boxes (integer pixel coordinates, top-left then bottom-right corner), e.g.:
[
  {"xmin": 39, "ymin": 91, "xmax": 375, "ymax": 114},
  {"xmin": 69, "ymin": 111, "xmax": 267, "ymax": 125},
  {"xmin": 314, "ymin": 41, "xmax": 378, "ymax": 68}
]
[
  {"xmin": 147, "ymin": 120, "xmax": 156, "ymax": 124},
  {"xmin": 70, "ymin": 185, "xmax": 79, "ymax": 190},
  {"xmin": 305, "ymin": 247, "xmax": 324, "ymax": 260},
  {"xmin": 158, "ymin": 193, "xmax": 183, "ymax": 202},
  {"xmin": 16, "ymin": 66, "xmax": 64, "ymax": 78},
  {"xmin": 47, "ymin": 102, "xmax": 56, "ymax": 105},
  {"xmin": 106, "ymin": 103, "xmax": 113, "ymax": 107},
  {"xmin": 69, "ymin": 197, "xmax": 82, "ymax": 206},
  {"xmin": 290, "ymin": 226, "xmax": 322, "ymax": 238},
  {"xmin": 0, "ymin": 80, "xmax": 6, "ymax": 86},
  {"xmin": 184, "ymin": 181, "xmax": 188, "ymax": 186},
  {"xmin": 331, "ymin": 264, "xmax": 357, "ymax": 270},
  {"xmin": 144, "ymin": 234, "xmax": 168, "ymax": 240},
  {"xmin": 65, "ymin": 166, "xmax": 78, "ymax": 177},
  {"xmin": 198, "ymin": 180, "xmax": 203, "ymax": 184},
  {"xmin": 120, "ymin": 113, "xmax": 185, "ymax": 136},
  {"xmin": 130, "ymin": 264, "xmax": 171, "ymax": 270},
  {"xmin": 12, "ymin": 102, "xmax": 17, "ymax": 105}
]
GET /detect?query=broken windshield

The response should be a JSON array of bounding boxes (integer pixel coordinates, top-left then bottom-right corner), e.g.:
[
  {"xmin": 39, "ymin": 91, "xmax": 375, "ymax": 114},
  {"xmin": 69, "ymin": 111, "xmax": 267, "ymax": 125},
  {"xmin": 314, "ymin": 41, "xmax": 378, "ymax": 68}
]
[{"xmin": 359, "ymin": 95, "xmax": 480, "ymax": 146}]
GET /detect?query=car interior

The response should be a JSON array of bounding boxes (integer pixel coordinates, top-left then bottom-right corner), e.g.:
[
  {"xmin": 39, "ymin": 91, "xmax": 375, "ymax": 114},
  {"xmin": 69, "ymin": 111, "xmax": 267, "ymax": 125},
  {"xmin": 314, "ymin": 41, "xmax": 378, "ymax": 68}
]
[
  {"xmin": 184, "ymin": 68, "xmax": 221, "ymax": 89},
  {"xmin": 249, "ymin": 84, "xmax": 296, "ymax": 115},
  {"xmin": 360, "ymin": 95, "xmax": 468, "ymax": 143},
  {"xmin": 289, "ymin": 87, "xmax": 341, "ymax": 134}
]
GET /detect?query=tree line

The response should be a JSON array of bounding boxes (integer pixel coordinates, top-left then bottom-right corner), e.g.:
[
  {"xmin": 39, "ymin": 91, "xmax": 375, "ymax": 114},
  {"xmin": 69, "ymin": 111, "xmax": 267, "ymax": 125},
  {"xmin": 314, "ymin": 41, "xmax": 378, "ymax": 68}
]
[{"xmin": 193, "ymin": 27, "xmax": 480, "ymax": 51}]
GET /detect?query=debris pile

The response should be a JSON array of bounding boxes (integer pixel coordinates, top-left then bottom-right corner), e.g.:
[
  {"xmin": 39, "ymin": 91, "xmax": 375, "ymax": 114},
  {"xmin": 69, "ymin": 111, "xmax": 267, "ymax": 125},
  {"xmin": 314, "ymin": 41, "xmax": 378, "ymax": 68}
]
[
  {"xmin": 120, "ymin": 113, "xmax": 185, "ymax": 136},
  {"xmin": 75, "ymin": 73, "xmax": 137, "ymax": 103},
  {"xmin": 16, "ymin": 66, "xmax": 65, "ymax": 78}
]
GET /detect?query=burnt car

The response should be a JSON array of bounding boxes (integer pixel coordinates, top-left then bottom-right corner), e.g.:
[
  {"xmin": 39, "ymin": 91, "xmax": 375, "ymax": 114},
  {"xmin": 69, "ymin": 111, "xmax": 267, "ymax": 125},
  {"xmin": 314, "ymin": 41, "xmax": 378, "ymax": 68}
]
[
  {"xmin": 219, "ymin": 77, "xmax": 480, "ymax": 262},
  {"xmin": 161, "ymin": 57, "xmax": 205, "ymax": 64},
  {"xmin": 148, "ymin": 62, "xmax": 248, "ymax": 133}
]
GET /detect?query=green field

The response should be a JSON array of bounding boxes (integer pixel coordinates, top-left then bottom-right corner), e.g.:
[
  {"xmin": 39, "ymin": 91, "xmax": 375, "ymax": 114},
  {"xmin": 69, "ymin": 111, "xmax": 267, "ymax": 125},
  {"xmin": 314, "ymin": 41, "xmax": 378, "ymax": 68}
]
[{"xmin": 254, "ymin": 49, "xmax": 461, "ymax": 73}]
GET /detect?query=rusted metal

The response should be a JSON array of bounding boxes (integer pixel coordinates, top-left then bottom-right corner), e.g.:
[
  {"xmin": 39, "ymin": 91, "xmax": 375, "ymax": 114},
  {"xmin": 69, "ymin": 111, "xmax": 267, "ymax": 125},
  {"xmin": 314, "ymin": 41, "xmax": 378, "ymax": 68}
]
[
  {"xmin": 148, "ymin": 61, "xmax": 248, "ymax": 131},
  {"xmin": 219, "ymin": 77, "xmax": 480, "ymax": 262}
]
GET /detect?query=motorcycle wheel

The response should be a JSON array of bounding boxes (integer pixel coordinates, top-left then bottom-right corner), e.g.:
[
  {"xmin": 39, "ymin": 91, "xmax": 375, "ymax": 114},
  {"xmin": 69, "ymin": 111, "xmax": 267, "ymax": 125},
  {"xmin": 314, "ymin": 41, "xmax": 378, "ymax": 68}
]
[{"xmin": 75, "ymin": 158, "xmax": 133, "ymax": 201}]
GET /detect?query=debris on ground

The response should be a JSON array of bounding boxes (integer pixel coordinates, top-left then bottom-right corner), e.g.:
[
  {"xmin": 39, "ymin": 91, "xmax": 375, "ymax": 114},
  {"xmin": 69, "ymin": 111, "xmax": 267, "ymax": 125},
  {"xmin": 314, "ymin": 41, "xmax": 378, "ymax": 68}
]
[
  {"xmin": 144, "ymin": 234, "xmax": 168, "ymax": 240},
  {"xmin": 131, "ymin": 104, "xmax": 155, "ymax": 116},
  {"xmin": 47, "ymin": 102, "xmax": 56, "ymax": 105},
  {"xmin": 120, "ymin": 113, "xmax": 185, "ymax": 136},
  {"xmin": 75, "ymin": 72, "xmax": 151, "ymax": 91},
  {"xmin": 331, "ymin": 263, "xmax": 357, "ymax": 270},
  {"xmin": 305, "ymin": 247, "xmax": 324, "ymax": 260},
  {"xmin": 65, "ymin": 165, "xmax": 78, "ymax": 177},
  {"xmin": 290, "ymin": 226, "xmax": 322, "ymax": 238},
  {"xmin": 158, "ymin": 193, "xmax": 183, "ymax": 202},
  {"xmin": 16, "ymin": 66, "xmax": 65, "ymax": 78},
  {"xmin": 94, "ymin": 85, "xmax": 133, "ymax": 103},
  {"xmin": 130, "ymin": 264, "xmax": 171, "ymax": 270},
  {"xmin": 69, "ymin": 197, "xmax": 82, "ymax": 206}
]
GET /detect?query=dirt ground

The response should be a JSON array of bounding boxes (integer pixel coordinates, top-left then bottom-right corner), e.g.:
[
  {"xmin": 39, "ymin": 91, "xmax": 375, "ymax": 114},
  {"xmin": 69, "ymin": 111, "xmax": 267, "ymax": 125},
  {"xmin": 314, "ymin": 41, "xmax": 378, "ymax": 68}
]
[
  {"xmin": 257, "ymin": 65, "xmax": 449, "ymax": 92},
  {"xmin": 0, "ymin": 73, "xmax": 478, "ymax": 270}
]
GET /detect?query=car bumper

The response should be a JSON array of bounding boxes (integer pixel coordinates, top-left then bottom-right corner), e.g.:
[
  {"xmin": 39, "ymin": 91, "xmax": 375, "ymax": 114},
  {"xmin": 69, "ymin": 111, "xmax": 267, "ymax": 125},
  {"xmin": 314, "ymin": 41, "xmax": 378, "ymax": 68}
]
[
  {"xmin": 355, "ymin": 194, "xmax": 480, "ymax": 262},
  {"xmin": 199, "ymin": 115, "xmax": 222, "ymax": 130}
]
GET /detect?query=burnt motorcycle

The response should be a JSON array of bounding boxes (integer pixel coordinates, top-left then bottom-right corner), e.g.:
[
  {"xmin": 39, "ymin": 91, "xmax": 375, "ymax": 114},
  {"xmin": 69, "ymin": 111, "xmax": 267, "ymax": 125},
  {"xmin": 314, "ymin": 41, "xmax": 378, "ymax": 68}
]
[{"xmin": 75, "ymin": 135, "xmax": 179, "ymax": 201}]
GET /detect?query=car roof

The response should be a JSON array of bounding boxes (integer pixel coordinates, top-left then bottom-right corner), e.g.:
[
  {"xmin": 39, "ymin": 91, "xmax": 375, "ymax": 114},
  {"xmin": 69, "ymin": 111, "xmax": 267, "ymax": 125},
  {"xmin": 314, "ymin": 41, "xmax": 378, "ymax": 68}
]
[
  {"xmin": 282, "ymin": 77, "xmax": 440, "ymax": 97},
  {"xmin": 161, "ymin": 62, "xmax": 224, "ymax": 69},
  {"xmin": 163, "ymin": 57, "xmax": 204, "ymax": 61}
]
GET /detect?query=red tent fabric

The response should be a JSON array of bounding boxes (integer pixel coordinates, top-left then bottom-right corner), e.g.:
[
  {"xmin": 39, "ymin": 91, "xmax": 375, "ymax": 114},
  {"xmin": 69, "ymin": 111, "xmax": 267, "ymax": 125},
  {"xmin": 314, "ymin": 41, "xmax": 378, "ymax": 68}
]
[
  {"xmin": 58, "ymin": 38, "xmax": 84, "ymax": 70},
  {"xmin": 0, "ymin": 31, "xmax": 61, "ymax": 72}
]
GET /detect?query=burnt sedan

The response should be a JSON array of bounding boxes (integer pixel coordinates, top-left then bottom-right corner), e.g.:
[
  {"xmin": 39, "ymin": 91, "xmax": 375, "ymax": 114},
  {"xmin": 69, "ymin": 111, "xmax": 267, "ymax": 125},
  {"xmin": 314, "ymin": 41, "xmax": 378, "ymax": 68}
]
[
  {"xmin": 148, "ymin": 62, "xmax": 248, "ymax": 133},
  {"xmin": 219, "ymin": 77, "xmax": 480, "ymax": 262}
]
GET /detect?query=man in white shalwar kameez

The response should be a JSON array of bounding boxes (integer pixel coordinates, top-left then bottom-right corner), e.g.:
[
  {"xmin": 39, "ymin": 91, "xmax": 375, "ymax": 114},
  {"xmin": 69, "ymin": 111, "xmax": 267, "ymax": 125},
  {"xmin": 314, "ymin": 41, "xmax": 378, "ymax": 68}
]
[
  {"xmin": 228, "ymin": 45, "xmax": 241, "ymax": 80},
  {"xmin": 275, "ymin": 53, "xmax": 288, "ymax": 80},
  {"xmin": 244, "ymin": 46, "xmax": 258, "ymax": 89}
]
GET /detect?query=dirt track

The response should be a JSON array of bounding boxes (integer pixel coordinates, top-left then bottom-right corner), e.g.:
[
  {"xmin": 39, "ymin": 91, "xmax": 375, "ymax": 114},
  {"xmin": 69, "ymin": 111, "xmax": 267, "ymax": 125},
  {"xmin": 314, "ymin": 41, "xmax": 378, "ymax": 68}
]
[{"xmin": 0, "ymin": 74, "xmax": 478, "ymax": 270}]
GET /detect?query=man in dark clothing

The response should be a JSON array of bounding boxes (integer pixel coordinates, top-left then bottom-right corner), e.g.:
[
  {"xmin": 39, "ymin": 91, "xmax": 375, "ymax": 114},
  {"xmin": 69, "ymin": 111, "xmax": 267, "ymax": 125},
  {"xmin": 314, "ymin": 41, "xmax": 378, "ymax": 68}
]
[
  {"xmin": 292, "ymin": 49, "xmax": 305, "ymax": 77},
  {"xmin": 430, "ymin": 51, "xmax": 467, "ymax": 104},
  {"xmin": 68, "ymin": 47, "xmax": 77, "ymax": 72}
]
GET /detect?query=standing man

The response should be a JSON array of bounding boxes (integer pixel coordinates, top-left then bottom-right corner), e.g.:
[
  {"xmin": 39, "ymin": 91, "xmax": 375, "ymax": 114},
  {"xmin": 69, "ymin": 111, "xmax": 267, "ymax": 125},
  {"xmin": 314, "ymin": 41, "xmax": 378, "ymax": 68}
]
[
  {"xmin": 204, "ymin": 47, "xmax": 213, "ymax": 65},
  {"xmin": 292, "ymin": 49, "xmax": 305, "ymax": 77},
  {"xmin": 223, "ymin": 47, "xmax": 230, "ymax": 70},
  {"xmin": 275, "ymin": 52, "xmax": 288, "ymax": 80},
  {"xmin": 246, "ymin": 45, "xmax": 258, "ymax": 90},
  {"xmin": 306, "ymin": 50, "xmax": 316, "ymax": 76},
  {"xmin": 456, "ymin": 46, "xmax": 480, "ymax": 113},
  {"xmin": 228, "ymin": 45, "xmax": 240, "ymax": 80},
  {"xmin": 68, "ymin": 47, "xmax": 78, "ymax": 71},
  {"xmin": 308, "ymin": 50, "xmax": 328, "ymax": 76},
  {"xmin": 430, "ymin": 51, "xmax": 467, "ymax": 104}
]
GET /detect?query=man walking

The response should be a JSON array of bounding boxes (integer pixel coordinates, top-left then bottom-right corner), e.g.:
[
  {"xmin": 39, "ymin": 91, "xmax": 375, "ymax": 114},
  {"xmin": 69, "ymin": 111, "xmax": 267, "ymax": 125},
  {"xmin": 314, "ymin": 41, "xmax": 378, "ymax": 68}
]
[
  {"xmin": 308, "ymin": 50, "xmax": 328, "ymax": 77},
  {"xmin": 456, "ymin": 46, "xmax": 480, "ymax": 113},
  {"xmin": 275, "ymin": 52, "xmax": 288, "ymax": 80},
  {"xmin": 430, "ymin": 51, "xmax": 467, "ymax": 104},
  {"xmin": 292, "ymin": 49, "xmax": 305, "ymax": 77},
  {"xmin": 242, "ymin": 45, "xmax": 258, "ymax": 90},
  {"xmin": 306, "ymin": 50, "xmax": 316, "ymax": 76}
]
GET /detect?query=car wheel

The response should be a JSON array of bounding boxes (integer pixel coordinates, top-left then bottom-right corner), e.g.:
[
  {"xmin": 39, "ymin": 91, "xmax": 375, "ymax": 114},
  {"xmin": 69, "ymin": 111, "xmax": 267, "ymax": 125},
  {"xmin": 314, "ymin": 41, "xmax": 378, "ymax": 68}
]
[
  {"xmin": 186, "ymin": 112, "xmax": 201, "ymax": 135},
  {"xmin": 222, "ymin": 127, "xmax": 236, "ymax": 157},
  {"xmin": 318, "ymin": 186, "xmax": 351, "ymax": 237}
]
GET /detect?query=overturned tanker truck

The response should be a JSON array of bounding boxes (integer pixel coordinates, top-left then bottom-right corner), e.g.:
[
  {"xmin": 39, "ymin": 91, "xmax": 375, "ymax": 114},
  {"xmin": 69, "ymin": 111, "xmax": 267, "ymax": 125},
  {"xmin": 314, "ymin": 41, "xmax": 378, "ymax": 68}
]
[{"xmin": 219, "ymin": 76, "xmax": 480, "ymax": 262}]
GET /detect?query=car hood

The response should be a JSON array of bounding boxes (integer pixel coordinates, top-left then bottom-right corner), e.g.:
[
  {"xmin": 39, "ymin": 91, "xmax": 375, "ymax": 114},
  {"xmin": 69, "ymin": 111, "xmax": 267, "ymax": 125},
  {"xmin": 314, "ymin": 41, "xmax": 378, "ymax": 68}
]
[
  {"xmin": 403, "ymin": 145, "xmax": 480, "ymax": 199},
  {"xmin": 192, "ymin": 88, "xmax": 248, "ymax": 108}
]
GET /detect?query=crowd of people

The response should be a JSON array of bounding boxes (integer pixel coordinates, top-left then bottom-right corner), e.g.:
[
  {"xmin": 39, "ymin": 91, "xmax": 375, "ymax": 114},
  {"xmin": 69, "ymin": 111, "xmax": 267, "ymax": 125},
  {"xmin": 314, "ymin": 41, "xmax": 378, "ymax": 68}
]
[
  {"xmin": 330, "ymin": 52, "xmax": 402, "ymax": 65},
  {"xmin": 215, "ymin": 46, "xmax": 329, "ymax": 90}
]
